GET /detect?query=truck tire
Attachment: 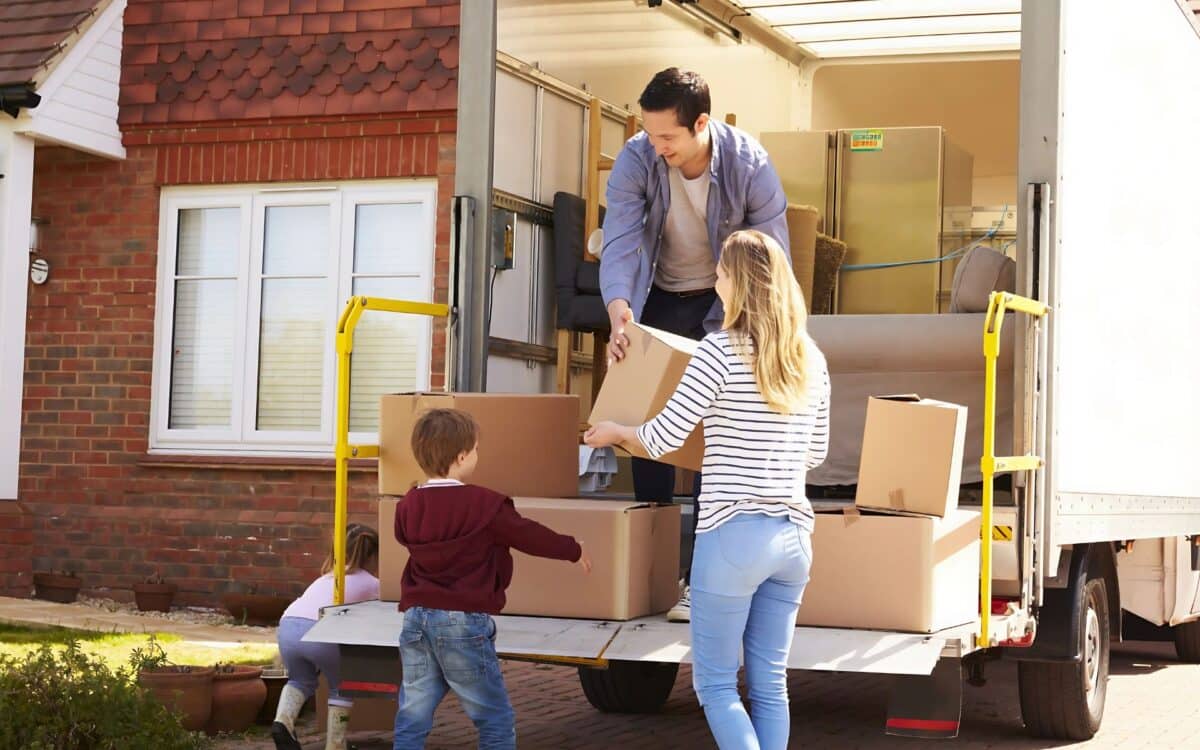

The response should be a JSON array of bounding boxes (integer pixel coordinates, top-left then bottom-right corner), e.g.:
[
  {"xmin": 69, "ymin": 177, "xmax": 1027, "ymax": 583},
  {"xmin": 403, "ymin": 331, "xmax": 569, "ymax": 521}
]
[
  {"xmin": 1172, "ymin": 619, "xmax": 1200, "ymax": 663},
  {"xmin": 1018, "ymin": 577, "xmax": 1110, "ymax": 740},
  {"xmin": 577, "ymin": 660, "xmax": 678, "ymax": 714}
]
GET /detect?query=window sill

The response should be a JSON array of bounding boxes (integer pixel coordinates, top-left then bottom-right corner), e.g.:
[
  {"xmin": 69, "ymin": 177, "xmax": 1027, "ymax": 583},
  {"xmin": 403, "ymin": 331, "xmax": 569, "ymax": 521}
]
[{"xmin": 138, "ymin": 454, "xmax": 379, "ymax": 473}]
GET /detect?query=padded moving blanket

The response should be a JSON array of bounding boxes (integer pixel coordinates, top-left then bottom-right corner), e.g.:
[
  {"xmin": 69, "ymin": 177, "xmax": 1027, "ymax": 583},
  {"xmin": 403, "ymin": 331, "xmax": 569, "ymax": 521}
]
[{"xmin": 805, "ymin": 313, "xmax": 1015, "ymax": 487}]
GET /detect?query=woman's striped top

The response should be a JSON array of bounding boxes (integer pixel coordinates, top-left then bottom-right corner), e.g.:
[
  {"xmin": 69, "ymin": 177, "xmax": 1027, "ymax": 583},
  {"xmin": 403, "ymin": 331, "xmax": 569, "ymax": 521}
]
[{"xmin": 636, "ymin": 329, "xmax": 831, "ymax": 534}]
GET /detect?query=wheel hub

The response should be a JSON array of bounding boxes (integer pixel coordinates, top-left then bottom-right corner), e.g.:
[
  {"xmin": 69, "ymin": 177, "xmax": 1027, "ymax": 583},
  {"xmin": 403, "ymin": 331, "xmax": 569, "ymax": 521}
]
[{"xmin": 1084, "ymin": 607, "xmax": 1101, "ymax": 696}]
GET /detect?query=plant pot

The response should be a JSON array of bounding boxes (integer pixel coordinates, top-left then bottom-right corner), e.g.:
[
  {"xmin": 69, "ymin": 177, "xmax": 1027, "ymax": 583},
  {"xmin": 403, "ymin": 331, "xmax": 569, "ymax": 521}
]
[
  {"xmin": 205, "ymin": 665, "xmax": 267, "ymax": 736},
  {"xmin": 133, "ymin": 582, "xmax": 177, "ymax": 612},
  {"xmin": 33, "ymin": 573, "xmax": 81, "ymax": 604},
  {"xmin": 255, "ymin": 668, "xmax": 289, "ymax": 726},
  {"xmin": 221, "ymin": 593, "xmax": 291, "ymax": 626},
  {"xmin": 138, "ymin": 666, "xmax": 215, "ymax": 731}
]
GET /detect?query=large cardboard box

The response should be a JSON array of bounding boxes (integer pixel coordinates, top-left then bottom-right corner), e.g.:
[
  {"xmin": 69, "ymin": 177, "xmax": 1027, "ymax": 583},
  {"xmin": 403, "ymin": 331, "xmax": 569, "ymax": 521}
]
[
  {"xmin": 855, "ymin": 395, "xmax": 968, "ymax": 518},
  {"xmin": 589, "ymin": 322, "xmax": 704, "ymax": 473},
  {"xmin": 787, "ymin": 203, "xmax": 819, "ymax": 311},
  {"xmin": 379, "ymin": 497, "xmax": 681, "ymax": 620},
  {"xmin": 379, "ymin": 393, "xmax": 579, "ymax": 497},
  {"xmin": 798, "ymin": 509, "xmax": 981, "ymax": 633}
]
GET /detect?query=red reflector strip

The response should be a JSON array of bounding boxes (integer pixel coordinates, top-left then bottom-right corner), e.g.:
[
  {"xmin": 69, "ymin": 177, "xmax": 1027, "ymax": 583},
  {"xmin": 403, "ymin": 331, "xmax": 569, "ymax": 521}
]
[
  {"xmin": 886, "ymin": 718, "xmax": 960, "ymax": 732},
  {"xmin": 339, "ymin": 680, "xmax": 399, "ymax": 694}
]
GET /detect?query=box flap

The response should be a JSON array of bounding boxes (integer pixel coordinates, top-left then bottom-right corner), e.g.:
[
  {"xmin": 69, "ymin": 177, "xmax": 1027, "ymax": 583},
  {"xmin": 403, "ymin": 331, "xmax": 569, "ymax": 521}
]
[
  {"xmin": 628, "ymin": 321, "xmax": 701, "ymax": 355},
  {"xmin": 874, "ymin": 393, "xmax": 921, "ymax": 403},
  {"xmin": 515, "ymin": 497, "xmax": 646, "ymax": 512}
]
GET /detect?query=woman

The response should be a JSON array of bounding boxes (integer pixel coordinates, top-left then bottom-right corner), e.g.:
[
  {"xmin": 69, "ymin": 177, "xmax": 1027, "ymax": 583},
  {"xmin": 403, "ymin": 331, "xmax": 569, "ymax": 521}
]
[
  {"xmin": 586, "ymin": 229, "xmax": 830, "ymax": 750},
  {"xmin": 272, "ymin": 523, "xmax": 380, "ymax": 750}
]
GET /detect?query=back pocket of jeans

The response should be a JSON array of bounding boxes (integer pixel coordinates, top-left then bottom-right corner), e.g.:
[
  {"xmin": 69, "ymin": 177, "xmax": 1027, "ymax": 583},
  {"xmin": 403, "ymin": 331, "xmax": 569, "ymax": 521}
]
[
  {"xmin": 716, "ymin": 522, "xmax": 762, "ymax": 572},
  {"xmin": 400, "ymin": 631, "xmax": 429, "ymax": 683},
  {"xmin": 437, "ymin": 635, "xmax": 487, "ymax": 684}
]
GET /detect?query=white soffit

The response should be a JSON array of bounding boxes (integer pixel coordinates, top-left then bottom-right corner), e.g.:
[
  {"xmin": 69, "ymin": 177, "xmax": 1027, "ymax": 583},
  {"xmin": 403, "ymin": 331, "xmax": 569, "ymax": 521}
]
[{"xmin": 734, "ymin": 0, "xmax": 1021, "ymax": 58}]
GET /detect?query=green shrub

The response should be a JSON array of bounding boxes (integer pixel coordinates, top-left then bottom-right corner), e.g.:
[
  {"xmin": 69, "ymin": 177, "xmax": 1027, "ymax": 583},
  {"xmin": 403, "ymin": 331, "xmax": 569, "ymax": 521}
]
[{"xmin": 0, "ymin": 640, "xmax": 211, "ymax": 750}]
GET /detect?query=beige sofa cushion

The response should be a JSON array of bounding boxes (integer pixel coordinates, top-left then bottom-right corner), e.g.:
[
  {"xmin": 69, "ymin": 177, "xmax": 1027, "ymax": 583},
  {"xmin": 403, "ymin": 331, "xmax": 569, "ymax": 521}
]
[{"xmin": 950, "ymin": 245, "xmax": 1017, "ymax": 313}]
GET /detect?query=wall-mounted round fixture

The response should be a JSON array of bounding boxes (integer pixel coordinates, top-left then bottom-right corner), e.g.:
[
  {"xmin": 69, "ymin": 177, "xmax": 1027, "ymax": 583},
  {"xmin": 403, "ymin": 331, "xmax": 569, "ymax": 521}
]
[{"xmin": 30, "ymin": 256, "xmax": 49, "ymax": 285}]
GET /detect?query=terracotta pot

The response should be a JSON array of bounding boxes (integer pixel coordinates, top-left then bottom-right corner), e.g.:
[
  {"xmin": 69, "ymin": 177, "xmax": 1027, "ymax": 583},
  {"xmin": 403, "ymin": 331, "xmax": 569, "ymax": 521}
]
[
  {"xmin": 138, "ymin": 666, "xmax": 215, "ymax": 731},
  {"xmin": 33, "ymin": 573, "xmax": 81, "ymax": 603},
  {"xmin": 205, "ymin": 665, "xmax": 267, "ymax": 735},
  {"xmin": 255, "ymin": 668, "xmax": 289, "ymax": 726},
  {"xmin": 133, "ymin": 582, "xmax": 177, "ymax": 612},
  {"xmin": 221, "ymin": 593, "xmax": 291, "ymax": 626}
]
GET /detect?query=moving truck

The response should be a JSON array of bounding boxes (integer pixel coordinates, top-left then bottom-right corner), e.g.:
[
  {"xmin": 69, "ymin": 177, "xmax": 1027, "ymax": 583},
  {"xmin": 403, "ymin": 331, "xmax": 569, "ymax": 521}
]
[{"xmin": 306, "ymin": 0, "xmax": 1200, "ymax": 739}]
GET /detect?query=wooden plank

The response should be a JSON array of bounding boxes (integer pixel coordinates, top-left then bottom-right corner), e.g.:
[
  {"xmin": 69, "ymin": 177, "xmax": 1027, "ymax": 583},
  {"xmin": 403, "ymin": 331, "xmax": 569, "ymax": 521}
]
[{"xmin": 556, "ymin": 329, "xmax": 573, "ymax": 394}]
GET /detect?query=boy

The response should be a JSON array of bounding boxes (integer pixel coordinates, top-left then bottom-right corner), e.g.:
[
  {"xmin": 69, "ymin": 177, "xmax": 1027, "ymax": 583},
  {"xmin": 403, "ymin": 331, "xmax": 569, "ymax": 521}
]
[{"xmin": 392, "ymin": 408, "xmax": 592, "ymax": 750}]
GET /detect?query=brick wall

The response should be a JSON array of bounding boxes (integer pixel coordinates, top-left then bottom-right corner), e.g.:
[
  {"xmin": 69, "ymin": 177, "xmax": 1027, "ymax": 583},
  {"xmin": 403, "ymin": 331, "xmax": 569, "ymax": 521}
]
[{"xmin": 0, "ymin": 503, "xmax": 33, "ymax": 597}]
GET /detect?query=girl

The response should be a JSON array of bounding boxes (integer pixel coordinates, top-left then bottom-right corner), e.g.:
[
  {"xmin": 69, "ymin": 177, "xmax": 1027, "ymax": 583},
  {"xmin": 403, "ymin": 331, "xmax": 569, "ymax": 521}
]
[
  {"xmin": 272, "ymin": 523, "xmax": 381, "ymax": 750},
  {"xmin": 586, "ymin": 229, "xmax": 830, "ymax": 750}
]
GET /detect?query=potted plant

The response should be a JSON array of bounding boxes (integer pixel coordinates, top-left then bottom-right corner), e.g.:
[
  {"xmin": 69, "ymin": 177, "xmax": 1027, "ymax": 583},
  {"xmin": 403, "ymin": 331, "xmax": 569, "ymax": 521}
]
[
  {"xmin": 205, "ymin": 662, "xmax": 267, "ymax": 735},
  {"xmin": 221, "ymin": 584, "xmax": 291, "ymax": 627},
  {"xmin": 32, "ymin": 569, "xmax": 81, "ymax": 603},
  {"xmin": 130, "ymin": 636, "xmax": 215, "ymax": 732},
  {"xmin": 133, "ymin": 571, "xmax": 177, "ymax": 613}
]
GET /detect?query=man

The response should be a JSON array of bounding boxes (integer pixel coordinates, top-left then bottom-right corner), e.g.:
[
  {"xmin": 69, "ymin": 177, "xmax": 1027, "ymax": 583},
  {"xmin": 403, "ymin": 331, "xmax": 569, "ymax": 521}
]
[{"xmin": 600, "ymin": 68, "xmax": 789, "ymax": 622}]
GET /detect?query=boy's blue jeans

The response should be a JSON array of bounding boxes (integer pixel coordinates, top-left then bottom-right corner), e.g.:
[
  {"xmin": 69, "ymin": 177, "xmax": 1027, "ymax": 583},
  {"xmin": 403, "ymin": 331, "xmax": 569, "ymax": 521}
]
[
  {"xmin": 690, "ymin": 513, "xmax": 813, "ymax": 750},
  {"xmin": 393, "ymin": 606, "xmax": 515, "ymax": 750}
]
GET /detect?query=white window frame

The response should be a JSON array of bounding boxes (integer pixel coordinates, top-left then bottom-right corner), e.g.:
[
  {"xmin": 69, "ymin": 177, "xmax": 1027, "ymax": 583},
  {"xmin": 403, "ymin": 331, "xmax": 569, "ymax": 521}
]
[{"xmin": 150, "ymin": 180, "xmax": 437, "ymax": 457}]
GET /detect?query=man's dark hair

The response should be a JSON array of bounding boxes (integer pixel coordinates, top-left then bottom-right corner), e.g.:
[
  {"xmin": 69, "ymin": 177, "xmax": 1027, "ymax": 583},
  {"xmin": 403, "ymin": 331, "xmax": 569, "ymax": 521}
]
[{"xmin": 638, "ymin": 68, "xmax": 711, "ymax": 133}]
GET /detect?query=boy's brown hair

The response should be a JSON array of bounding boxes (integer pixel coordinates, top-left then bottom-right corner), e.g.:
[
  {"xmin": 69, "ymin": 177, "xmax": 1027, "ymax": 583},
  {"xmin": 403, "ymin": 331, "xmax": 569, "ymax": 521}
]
[{"xmin": 411, "ymin": 408, "xmax": 479, "ymax": 478}]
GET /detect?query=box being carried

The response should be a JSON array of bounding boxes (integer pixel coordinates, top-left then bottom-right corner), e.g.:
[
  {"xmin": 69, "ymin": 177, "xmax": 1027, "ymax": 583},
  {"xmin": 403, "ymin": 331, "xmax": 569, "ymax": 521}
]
[
  {"xmin": 589, "ymin": 321, "xmax": 704, "ymax": 472},
  {"xmin": 378, "ymin": 392, "xmax": 579, "ymax": 498},
  {"xmin": 379, "ymin": 497, "xmax": 680, "ymax": 621},
  {"xmin": 854, "ymin": 394, "xmax": 968, "ymax": 518}
]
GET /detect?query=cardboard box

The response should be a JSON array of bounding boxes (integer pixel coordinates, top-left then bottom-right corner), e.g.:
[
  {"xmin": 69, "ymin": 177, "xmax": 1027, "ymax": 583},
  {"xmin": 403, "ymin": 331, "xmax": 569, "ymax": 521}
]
[
  {"xmin": 380, "ymin": 497, "xmax": 681, "ymax": 620},
  {"xmin": 786, "ymin": 203, "xmax": 819, "ymax": 311},
  {"xmin": 798, "ymin": 509, "xmax": 981, "ymax": 633},
  {"xmin": 589, "ymin": 322, "xmax": 704, "ymax": 472},
  {"xmin": 379, "ymin": 392, "xmax": 579, "ymax": 497},
  {"xmin": 855, "ymin": 395, "xmax": 968, "ymax": 518}
]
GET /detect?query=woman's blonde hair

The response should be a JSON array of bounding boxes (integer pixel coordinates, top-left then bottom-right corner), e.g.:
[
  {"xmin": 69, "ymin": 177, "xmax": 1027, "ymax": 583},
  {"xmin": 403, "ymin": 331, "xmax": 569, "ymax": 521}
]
[
  {"xmin": 719, "ymin": 230, "xmax": 809, "ymax": 413},
  {"xmin": 321, "ymin": 523, "xmax": 379, "ymax": 575}
]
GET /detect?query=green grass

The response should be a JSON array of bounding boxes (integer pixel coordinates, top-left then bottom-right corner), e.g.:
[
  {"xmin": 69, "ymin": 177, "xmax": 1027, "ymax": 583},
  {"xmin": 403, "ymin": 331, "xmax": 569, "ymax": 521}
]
[{"xmin": 0, "ymin": 624, "xmax": 279, "ymax": 674}]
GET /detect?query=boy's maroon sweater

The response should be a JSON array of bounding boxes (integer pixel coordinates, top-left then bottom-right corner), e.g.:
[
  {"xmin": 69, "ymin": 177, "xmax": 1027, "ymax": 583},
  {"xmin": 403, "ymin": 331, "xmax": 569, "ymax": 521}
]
[{"xmin": 393, "ymin": 483, "xmax": 581, "ymax": 614}]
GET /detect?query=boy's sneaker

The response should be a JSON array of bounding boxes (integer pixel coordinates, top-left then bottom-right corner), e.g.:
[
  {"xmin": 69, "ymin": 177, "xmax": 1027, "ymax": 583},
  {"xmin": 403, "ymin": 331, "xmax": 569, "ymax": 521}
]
[{"xmin": 667, "ymin": 586, "xmax": 691, "ymax": 622}]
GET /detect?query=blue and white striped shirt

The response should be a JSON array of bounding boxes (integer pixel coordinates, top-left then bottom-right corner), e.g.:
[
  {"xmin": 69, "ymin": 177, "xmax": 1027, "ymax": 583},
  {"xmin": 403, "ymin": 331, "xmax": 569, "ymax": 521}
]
[{"xmin": 637, "ymin": 330, "xmax": 831, "ymax": 534}]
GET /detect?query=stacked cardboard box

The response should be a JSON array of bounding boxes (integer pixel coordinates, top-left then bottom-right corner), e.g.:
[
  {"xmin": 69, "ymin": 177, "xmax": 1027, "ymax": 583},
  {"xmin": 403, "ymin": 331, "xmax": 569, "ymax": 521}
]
[
  {"xmin": 377, "ymin": 391, "xmax": 680, "ymax": 621},
  {"xmin": 798, "ymin": 395, "xmax": 981, "ymax": 633}
]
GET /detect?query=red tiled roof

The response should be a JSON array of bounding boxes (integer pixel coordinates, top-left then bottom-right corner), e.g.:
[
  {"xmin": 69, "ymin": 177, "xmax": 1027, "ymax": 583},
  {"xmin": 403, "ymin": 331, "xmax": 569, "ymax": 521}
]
[
  {"xmin": 0, "ymin": 0, "xmax": 111, "ymax": 87},
  {"xmin": 120, "ymin": 0, "xmax": 459, "ymax": 125}
]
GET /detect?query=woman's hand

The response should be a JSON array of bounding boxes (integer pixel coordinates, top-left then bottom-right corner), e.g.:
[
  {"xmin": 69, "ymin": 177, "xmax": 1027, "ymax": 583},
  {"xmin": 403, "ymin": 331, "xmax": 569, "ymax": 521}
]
[{"xmin": 584, "ymin": 421, "xmax": 629, "ymax": 448}]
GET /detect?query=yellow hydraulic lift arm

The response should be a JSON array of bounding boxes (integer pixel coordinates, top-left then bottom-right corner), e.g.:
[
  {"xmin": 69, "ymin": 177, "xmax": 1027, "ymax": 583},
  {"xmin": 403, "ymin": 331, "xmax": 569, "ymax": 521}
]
[
  {"xmin": 333, "ymin": 296, "xmax": 450, "ymax": 606},
  {"xmin": 980, "ymin": 291, "xmax": 1049, "ymax": 645}
]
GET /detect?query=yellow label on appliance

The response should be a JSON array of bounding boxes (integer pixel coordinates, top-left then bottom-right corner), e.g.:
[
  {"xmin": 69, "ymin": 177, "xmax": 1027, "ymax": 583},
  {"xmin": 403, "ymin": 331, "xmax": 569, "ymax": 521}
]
[
  {"xmin": 849, "ymin": 129, "xmax": 884, "ymax": 151},
  {"xmin": 992, "ymin": 525, "xmax": 1014, "ymax": 541}
]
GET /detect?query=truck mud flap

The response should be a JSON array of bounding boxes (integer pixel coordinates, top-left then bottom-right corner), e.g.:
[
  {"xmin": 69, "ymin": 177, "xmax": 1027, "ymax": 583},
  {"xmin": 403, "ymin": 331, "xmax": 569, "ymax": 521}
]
[
  {"xmin": 337, "ymin": 644, "xmax": 401, "ymax": 699},
  {"xmin": 885, "ymin": 657, "xmax": 963, "ymax": 738}
]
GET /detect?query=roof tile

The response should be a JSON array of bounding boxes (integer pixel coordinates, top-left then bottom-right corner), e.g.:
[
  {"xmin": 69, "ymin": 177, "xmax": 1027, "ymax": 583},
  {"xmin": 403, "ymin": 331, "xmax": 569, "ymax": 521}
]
[
  {"xmin": 0, "ymin": 0, "xmax": 109, "ymax": 87},
  {"xmin": 119, "ymin": 0, "xmax": 459, "ymax": 124}
]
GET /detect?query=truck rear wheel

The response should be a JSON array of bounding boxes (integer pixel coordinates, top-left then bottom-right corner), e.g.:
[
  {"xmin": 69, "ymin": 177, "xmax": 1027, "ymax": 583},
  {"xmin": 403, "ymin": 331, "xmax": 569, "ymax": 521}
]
[
  {"xmin": 1018, "ymin": 577, "xmax": 1110, "ymax": 740},
  {"xmin": 1172, "ymin": 619, "xmax": 1200, "ymax": 663},
  {"xmin": 577, "ymin": 660, "xmax": 679, "ymax": 714}
]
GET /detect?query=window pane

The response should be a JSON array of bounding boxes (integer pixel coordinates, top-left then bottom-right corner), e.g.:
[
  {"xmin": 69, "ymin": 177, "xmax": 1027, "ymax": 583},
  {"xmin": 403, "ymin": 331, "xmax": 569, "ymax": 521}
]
[
  {"xmin": 177, "ymin": 207, "xmax": 239, "ymax": 276},
  {"xmin": 353, "ymin": 203, "xmax": 425, "ymax": 275},
  {"xmin": 349, "ymin": 276, "xmax": 429, "ymax": 432},
  {"xmin": 169, "ymin": 279, "xmax": 236, "ymax": 428},
  {"xmin": 263, "ymin": 205, "xmax": 329, "ymax": 276},
  {"xmin": 257, "ymin": 279, "xmax": 326, "ymax": 431}
]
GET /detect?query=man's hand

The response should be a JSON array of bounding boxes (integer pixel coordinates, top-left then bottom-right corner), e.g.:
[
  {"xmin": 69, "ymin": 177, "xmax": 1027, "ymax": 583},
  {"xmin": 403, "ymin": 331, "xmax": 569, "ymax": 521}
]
[{"xmin": 607, "ymin": 300, "xmax": 634, "ymax": 365}]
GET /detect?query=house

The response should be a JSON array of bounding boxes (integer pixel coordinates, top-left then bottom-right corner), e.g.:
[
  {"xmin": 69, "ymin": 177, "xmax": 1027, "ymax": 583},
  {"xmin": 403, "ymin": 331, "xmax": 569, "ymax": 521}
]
[{"xmin": 1, "ymin": 0, "xmax": 460, "ymax": 605}]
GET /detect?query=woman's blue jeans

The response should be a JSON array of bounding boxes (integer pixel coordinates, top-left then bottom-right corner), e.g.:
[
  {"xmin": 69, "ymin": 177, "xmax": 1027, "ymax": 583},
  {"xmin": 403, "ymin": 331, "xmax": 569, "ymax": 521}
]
[{"xmin": 690, "ymin": 513, "xmax": 813, "ymax": 750}]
